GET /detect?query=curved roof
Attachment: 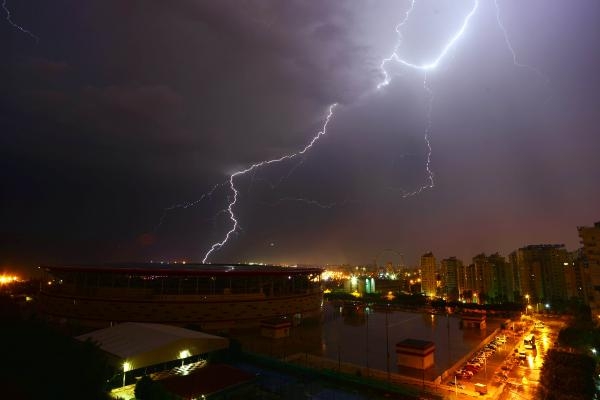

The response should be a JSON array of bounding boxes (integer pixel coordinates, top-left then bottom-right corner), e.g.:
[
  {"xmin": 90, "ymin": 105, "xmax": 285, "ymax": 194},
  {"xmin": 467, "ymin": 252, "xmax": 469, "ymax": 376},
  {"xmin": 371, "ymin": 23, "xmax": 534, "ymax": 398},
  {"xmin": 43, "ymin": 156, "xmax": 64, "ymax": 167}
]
[
  {"xmin": 44, "ymin": 263, "xmax": 322, "ymax": 276},
  {"xmin": 77, "ymin": 322, "xmax": 229, "ymax": 370}
]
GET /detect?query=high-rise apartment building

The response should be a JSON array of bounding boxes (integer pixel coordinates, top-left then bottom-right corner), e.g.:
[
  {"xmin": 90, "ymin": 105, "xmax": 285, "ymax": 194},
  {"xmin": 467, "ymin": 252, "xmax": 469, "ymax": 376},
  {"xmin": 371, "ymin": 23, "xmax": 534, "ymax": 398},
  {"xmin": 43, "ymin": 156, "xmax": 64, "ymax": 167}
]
[
  {"xmin": 458, "ymin": 262, "xmax": 477, "ymax": 302},
  {"xmin": 565, "ymin": 249, "xmax": 589, "ymax": 304},
  {"xmin": 578, "ymin": 222, "xmax": 600, "ymax": 313},
  {"xmin": 472, "ymin": 254, "xmax": 487, "ymax": 300},
  {"xmin": 441, "ymin": 257, "xmax": 462, "ymax": 301},
  {"xmin": 465, "ymin": 253, "xmax": 514, "ymax": 304},
  {"xmin": 509, "ymin": 244, "xmax": 569, "ymax": 304},
  {"xmin": 420, "ymin": 252, "xmax": 437, "ymax": 298},
  {"xmin": 487, "ymin": 253, "xmax": 515, "ymax": 303}
]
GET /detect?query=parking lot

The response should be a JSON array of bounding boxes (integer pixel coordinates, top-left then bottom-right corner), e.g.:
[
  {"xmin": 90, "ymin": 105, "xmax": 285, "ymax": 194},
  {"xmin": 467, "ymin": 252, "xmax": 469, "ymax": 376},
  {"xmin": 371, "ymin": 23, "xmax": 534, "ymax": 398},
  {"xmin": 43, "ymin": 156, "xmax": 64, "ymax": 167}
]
[
  {"xmin": 446, "ymin": 316, "xmax": 564, "ymax": 399},
  {"xmin": 448, "ymin": 331, "xmax": 515, "ymax": 394}
]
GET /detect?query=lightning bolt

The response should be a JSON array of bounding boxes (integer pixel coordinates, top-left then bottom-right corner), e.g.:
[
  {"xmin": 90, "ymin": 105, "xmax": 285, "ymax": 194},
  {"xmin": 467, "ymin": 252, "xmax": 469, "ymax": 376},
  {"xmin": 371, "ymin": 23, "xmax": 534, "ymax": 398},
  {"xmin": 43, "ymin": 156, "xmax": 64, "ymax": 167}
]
[
  {"xmin": 167, "ymin": 0, "xmax": 542, "ymax": 262},
  {"xmin": 263, "ymin": 197, "xmax": 355, "ymax": 210},
  {"xmin": 153, "ymin": 182, "xmax": 226, "ymax": 232},
  {"xmin": 494, "ymin": 0, "xmax": 547, "ymax": 83},
  {"xmin": 247, "ymin": 158, "xmax": 306, "ymax": 193},
  {"xmin": 399, "ymin": 73, "xmax": 435, "ymax": 197},
  {"xmin": 377, "ymin": 0, "xmax": 417, "ymax": 90},
  {"xmin": 2, "ymin": 0, "xmax": 38, "ymax": 43},
  {"xmin": 377, "ymin": 0, "xmax": 478, "ymax": 197},
  {"xmin": 202, "ymin": 1, "xmax": 480, "ymax": 261},
  {"xmin": 202, "ymin": 103, "xmax": 337, "ymax": 263},
  {"xmin": 378, "ymin": 0, "xmax": 479, "ymax": 82}
]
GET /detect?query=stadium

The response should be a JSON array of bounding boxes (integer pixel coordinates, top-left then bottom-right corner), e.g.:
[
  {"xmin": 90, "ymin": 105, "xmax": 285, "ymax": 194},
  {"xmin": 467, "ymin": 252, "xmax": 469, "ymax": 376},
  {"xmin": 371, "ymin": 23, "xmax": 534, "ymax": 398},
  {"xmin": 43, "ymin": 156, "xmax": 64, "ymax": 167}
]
[{"xmin": 39, "ymin": 263, "xmax": 323, "ymax": 329}]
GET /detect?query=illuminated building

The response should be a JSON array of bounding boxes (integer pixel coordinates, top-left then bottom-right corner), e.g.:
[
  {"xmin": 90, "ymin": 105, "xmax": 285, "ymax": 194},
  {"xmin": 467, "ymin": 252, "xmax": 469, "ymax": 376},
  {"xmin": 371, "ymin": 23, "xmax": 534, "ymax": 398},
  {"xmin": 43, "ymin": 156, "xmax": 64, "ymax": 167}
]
[
  {"xmin": 0, "ymin": 274, "xmax": 19, "ymax": 285},
  {"xmin": 487, "ymin": 253, "xmax": 515, "ymax": 303},
  {"xmin": 509, "ymin": 244, "xmax": 569, "ymax": 304},
  {"xmin": 395, "ymin": 339, "xmax": 435, "ymax": 370},
  {"xmin": 564, "ymin": 249, "xmax": 589, "ymax": 304},
  {"xmin": 578, "ymin": 222, "xmax": 600, "ymax": 313},
  {"xmin": 457, "ymin": 262, "xmax": 477, "ymax": 303},
  {"xmin": 440, "ymin": 257, "xmax": 461, "ymax": 301},
  {"xmin": 420, "ymin": 252, "xmax": 437, "ymax": 298},
  {"xmin": 472, "ymin": 254, "xmax": 487, "ymax": 301},
  {"xmin": 471, "ymin": 253, "xmax": 514, "ymax": 304},
  {"xmin": 40, "ymin": 263, "xmax": 322, "ymax": 329}
]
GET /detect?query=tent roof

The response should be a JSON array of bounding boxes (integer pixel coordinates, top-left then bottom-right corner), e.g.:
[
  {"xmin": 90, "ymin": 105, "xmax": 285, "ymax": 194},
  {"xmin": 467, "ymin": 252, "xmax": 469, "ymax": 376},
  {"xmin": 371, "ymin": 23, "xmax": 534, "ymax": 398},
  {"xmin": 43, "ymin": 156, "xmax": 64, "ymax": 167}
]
[{"xmin": 77, "ymin": 322, "xmax": 228, "ymax": 370}]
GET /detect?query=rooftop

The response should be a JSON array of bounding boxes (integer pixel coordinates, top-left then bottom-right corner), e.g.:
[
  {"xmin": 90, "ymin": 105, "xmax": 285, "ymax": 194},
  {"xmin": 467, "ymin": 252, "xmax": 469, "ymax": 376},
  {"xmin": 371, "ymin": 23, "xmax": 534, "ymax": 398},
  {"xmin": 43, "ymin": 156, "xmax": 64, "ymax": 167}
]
[
  {"xmin": 44, "ymin": 263, "xmax": 322, "ymax": 276},
  {"xmin": 160, "ymin": 364, "xmax": 255, "ymax": 398},
  {"xmin": 396, "ymin": 338, "xmax": 435, "ymax": 349},
  {"xmin": 77, "ymin": 322, "xmax": 229, "ymax": 370}
]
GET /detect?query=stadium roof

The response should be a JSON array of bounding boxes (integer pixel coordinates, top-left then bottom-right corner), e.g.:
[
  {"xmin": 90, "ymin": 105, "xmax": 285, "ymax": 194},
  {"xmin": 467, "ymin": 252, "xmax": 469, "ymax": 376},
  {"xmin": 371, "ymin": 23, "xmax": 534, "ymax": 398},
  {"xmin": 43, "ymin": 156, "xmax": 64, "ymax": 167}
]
[
  {"xmin": 77, "ymin": 322, "xmax": 229, "ymax": 370},
  {"xmin": 45, "ymin": 263, "xmax": 322, "ymax": 276}
]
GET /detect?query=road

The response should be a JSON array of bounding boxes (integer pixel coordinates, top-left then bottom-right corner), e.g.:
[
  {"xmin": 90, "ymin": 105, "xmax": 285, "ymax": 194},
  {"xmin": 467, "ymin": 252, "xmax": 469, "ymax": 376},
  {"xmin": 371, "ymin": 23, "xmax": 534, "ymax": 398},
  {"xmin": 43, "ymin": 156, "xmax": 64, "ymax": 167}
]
[{"xmin": 446, "ymin": 315, "xmax": 565, "ymax": 400}]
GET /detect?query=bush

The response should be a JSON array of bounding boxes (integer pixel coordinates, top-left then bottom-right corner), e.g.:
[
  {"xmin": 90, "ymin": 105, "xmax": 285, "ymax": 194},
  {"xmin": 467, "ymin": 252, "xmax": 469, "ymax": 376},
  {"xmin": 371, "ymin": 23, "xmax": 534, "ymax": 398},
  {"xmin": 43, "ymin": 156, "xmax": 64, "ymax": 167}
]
[
  {"xmin": 134, "ymin": 375, "xmax": 173, "ymax": 400},
  {"xmin": 538, "ymin": 349, "xmax": 595, "ymax": 400}
]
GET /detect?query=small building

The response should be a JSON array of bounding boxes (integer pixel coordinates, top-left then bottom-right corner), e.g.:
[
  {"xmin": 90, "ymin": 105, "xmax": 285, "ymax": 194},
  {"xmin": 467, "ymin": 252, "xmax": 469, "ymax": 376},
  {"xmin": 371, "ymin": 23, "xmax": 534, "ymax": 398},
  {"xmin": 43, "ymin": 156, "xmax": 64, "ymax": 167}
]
[
  {"xmin": 160, "ymin": 363, "xmax": 256, "ymax": 399},
  {"xmin": 260, "ymin": 317, "xmax": 292, "ymax": 339},
  {"xmin": 396, "ymin": 339, "xmax": 435, "ymax": 370},
  {"xmin": 461, "ymin": 313, "xmax": 486, "ymax": 329},
  {"xmin": 77, "ymin": 322, "xmax": 229, "ymax": 390},
  {"xmin": 474, "ymin": 383, "xmax": 487, "ymax": 394}
]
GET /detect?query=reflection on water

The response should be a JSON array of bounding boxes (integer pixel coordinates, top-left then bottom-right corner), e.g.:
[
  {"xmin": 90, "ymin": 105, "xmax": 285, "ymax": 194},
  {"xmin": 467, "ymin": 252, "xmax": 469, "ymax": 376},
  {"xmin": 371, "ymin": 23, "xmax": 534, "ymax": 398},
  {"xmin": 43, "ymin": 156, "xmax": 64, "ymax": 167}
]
[{"xmin": 319, "ymin": 302, "xmax": 499, "ymax": 379}]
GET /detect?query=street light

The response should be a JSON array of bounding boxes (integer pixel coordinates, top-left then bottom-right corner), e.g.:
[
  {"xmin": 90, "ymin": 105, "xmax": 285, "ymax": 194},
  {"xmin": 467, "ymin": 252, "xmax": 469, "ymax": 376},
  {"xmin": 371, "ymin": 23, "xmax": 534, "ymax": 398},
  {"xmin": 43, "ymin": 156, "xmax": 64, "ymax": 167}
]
[
  {"xmin": 179, "ymin": 349, "xmax": 191, "ymax": 367},
  {"xmin": 484, "ymin": 355, "xmax": 487, "ymax": 382},
  {"xmin": 454, "ymin": 375, "xmax": 459, "ymax": 399},
  {"xmin": 122, "ymin": 361, "xmax": 131, "ymax": 387}
]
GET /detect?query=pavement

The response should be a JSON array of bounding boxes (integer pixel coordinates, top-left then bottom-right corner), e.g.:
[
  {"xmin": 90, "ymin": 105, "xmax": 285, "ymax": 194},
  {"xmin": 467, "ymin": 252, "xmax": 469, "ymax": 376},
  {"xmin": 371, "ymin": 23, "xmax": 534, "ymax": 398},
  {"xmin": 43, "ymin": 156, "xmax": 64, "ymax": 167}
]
[{"xmin": 443, "ymin": 315, "xmax": 565, "ymax": 400}]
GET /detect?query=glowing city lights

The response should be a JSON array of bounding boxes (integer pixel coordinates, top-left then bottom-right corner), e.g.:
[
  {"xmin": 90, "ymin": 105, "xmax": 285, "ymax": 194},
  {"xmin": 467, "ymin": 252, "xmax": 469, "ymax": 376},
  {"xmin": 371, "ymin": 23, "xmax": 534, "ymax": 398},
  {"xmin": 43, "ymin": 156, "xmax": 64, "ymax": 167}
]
[{"xmin": 0, "ymin": 274, "xmax": 19, "ymax": 285}]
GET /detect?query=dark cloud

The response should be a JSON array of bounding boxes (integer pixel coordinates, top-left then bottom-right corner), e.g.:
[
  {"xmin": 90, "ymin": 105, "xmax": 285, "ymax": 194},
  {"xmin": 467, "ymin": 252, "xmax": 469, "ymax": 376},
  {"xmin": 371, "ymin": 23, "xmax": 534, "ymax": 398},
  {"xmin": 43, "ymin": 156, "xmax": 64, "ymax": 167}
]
[{"xmin": 1, "ymin": 0, "xmax": 599, "ymax": 269}]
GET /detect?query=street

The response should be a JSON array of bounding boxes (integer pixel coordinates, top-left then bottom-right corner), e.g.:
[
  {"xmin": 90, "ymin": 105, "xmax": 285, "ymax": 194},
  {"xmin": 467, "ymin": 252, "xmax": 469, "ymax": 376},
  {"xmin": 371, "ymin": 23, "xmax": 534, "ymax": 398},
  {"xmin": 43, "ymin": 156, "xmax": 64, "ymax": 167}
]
[{"xmin": 447, "ymin": 315, "xmax": 565, "ymax": 400}]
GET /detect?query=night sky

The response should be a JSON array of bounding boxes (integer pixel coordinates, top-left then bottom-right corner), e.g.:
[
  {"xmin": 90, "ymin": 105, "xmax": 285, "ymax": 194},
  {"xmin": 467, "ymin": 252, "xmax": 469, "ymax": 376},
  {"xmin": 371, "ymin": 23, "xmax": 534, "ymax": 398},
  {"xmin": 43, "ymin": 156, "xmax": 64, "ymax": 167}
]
[{"xmin": 2, "ymin": 0, "xmax": 599, "ymax": 270}]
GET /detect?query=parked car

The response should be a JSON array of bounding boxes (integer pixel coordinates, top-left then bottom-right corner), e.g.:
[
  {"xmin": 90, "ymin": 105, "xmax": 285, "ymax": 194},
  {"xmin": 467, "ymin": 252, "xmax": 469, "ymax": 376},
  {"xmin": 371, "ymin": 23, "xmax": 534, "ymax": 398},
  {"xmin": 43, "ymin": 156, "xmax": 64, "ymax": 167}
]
[
  {"xmin": 449, "ymin": 381, "xmax": 465, "ymax": 389},
  {"xmin": 465, "ymin": 364, "xmax": 480, "ymax": 372}
]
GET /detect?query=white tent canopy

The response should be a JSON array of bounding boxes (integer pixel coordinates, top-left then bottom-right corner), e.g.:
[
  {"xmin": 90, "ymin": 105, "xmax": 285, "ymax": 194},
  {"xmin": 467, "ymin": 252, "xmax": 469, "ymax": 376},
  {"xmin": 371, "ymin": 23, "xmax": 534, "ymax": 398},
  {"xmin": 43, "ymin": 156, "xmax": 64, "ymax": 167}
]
[{"xmin": 77, "ymin": 322, "xmax": 229, "ymax": 371}]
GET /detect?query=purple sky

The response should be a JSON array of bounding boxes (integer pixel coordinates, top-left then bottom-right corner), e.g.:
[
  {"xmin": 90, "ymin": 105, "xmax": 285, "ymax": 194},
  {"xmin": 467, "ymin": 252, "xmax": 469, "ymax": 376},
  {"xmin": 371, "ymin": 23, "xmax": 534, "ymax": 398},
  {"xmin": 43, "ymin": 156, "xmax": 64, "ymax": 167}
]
[{"xmin": 1, "ymin": 0, "xmax": 599, "ymax": 270}]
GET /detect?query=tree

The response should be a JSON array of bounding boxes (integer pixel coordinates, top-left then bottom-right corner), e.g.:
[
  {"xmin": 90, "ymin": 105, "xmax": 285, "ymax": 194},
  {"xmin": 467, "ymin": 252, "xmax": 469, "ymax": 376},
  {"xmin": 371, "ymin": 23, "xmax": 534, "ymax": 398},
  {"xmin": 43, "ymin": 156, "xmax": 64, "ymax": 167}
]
[
  {"xmin": 134, "ymin": 375, "xmax": 173, "ymax": 400},
  {"xmin": 538, "ymin": 349, "xmax": 595, "ymax": 400},
  {"xmin": 0, "ymin": 317, "xmax": 113, "ymax": 399}
]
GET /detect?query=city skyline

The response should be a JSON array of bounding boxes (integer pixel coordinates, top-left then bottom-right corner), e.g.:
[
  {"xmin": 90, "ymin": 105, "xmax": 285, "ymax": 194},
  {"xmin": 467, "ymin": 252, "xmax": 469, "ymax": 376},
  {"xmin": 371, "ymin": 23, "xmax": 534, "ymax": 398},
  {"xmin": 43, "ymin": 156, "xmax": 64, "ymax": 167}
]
[{"xmin": 2, "ymin": 1, "xmax": 599, "ymax": 269}]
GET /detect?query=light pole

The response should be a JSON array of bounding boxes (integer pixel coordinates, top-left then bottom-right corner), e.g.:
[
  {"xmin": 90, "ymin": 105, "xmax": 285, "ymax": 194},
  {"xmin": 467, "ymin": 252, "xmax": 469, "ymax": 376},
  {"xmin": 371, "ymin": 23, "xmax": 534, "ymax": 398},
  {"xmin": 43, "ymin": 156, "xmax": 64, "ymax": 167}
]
[
  {"xmin": 366, "ymin": 307, "xmax": 370, "ymax": 376},
  {"xmin": 337, "ymin": 338, "xmax": 341, "ymax": 373},
  {"xmin": 447, "ymin": 311, "xmax": 451, "ymax": 369},
  {"xmin": 122, "ymin": 361, "xmax": 131, "ymax": 387},
  {"xmin": 525, "ymin": 294, "xmax": 530, "ymax": 315},
  {"xmin": 386, "ymin": 304, "xmax": 390, "ymax": 385},
  {"xmin": 454, "ymin": 375, "xmax": 459, "ymax": 399},
  {"xmin": 484, "ymin": 355, "xmax": 487, "ymax": 382}
]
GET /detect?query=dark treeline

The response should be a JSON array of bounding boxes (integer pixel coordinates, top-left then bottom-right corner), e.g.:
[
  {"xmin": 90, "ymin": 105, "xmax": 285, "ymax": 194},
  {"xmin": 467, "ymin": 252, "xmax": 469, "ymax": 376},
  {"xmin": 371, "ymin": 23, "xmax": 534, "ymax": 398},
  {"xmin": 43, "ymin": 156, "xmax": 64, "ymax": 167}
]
[
  {"xmin": 537, "ymin": 306, "xmax": 599, "ymax": 399},
  {"xmin": 0, "ymin": 295, "xmax": 115, "ymax": 400}
]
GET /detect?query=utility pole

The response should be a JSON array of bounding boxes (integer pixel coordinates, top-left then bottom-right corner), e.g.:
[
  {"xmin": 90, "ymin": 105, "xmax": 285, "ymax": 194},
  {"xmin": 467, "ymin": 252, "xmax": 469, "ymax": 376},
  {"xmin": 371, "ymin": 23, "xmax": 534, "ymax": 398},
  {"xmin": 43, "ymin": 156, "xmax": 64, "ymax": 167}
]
[
  {"xmin": 386, "ymin": 304, "xmax": 390, "ymax": 385},
  {"xmin": 366, "ymin": 308, "xmax": 370, "ymax": 376}
]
